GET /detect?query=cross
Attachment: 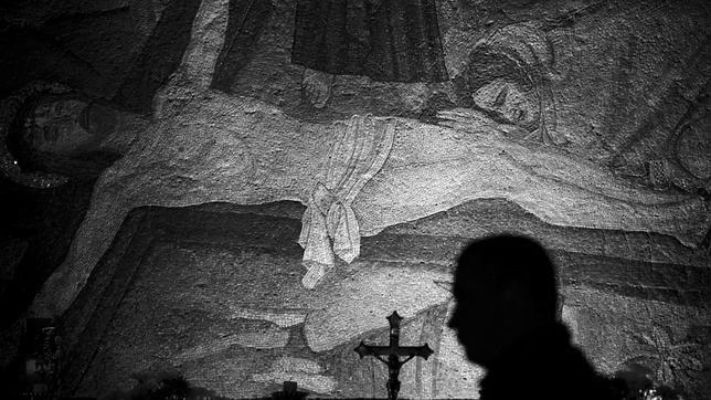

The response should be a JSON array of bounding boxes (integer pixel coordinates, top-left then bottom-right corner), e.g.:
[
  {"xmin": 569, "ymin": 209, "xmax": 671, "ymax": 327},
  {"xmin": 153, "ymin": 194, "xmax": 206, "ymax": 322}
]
[{"xmin": 354, "ymin": 311, "xmax": 434, "ymax": 400}]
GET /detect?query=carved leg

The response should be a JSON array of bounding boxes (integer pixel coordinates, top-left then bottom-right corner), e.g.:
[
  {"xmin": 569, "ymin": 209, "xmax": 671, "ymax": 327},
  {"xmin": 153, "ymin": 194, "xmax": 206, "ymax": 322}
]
[{"xmin": 387, "ymin": 377, "xmax": 401, "ymax": 400}]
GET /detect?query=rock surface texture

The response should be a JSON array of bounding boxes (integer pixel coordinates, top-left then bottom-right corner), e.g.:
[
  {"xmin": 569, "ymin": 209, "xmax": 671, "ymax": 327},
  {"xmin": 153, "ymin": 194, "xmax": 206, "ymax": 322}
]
[
  {"xmin": 0, "ymin": 0, "xmax": 709, "ymax": 399},
  {"xmin": 58, "ymin": 202, "xmax": 709, "ymax": 399}
]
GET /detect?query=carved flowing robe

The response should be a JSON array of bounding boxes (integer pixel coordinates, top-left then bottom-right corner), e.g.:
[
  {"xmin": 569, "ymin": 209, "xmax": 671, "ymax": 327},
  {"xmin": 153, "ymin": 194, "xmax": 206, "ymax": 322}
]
[{"xmin": 292, "ymin": 0, "xmax": 448, "ymax": 82}]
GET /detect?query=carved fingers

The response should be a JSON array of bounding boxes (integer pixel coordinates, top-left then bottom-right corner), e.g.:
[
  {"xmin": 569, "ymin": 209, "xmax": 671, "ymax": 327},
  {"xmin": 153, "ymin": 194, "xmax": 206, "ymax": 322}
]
[
  {"xmin": 436, "ymin": 108, "xmax": 498, "ymax": 133},
  {"xmin": 302, "ymin": 68, "xmax": 334, "ymax": 109}
]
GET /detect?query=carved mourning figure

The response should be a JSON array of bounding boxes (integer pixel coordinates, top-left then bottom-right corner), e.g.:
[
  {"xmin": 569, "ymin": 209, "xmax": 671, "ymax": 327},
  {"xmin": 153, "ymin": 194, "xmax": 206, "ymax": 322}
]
[
  {"xmin": 448, "ymin": 235, "xmax": 617, "ymax": 400},
  {"xmin": 292, "ymin": 0, "xmax": 448, "ymax": 107},
  {"xmin": 448, "ymin": 22, "xmax": 563, "ymax": 146}
]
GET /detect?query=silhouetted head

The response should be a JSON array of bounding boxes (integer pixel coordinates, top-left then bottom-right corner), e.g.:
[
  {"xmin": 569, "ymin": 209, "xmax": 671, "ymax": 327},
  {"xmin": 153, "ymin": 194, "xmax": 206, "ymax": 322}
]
[{"xmin": 447, "ymin": 234, "xmax": 559, "ymax": 368}]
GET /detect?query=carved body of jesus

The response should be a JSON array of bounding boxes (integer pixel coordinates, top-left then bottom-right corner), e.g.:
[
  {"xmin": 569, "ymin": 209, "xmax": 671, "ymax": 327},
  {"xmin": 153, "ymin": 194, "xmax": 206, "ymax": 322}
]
[
  {"xmin": 31, "ymin": 0, "xmax": 710, "ymax": 317},
  {"xmin": 32, "ymin": 86, "xmax": 711, "ymax": 316}
]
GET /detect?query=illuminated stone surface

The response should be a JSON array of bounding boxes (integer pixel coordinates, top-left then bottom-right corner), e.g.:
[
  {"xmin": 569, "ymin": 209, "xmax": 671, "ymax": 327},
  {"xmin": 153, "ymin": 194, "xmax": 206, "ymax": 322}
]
[
  {"xmin": 58, "ymin": 202, "xmax": 709, "ymax": 398},
  {"xmin": 1, "ymin": 1, "xmax": 710, "ymax": 399}
]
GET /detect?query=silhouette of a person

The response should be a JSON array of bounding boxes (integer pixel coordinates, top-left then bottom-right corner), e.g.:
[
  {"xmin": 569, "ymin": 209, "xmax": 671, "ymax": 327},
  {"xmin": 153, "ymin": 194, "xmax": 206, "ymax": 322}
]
[{"xmin": 447, "ymin": 235, "xmax": 617, "ymax": 400}]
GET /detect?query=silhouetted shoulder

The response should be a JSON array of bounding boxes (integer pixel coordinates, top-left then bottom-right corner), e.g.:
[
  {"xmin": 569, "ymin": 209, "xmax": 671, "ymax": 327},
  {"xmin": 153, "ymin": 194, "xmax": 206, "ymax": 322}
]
[{"xmin": 478, "ymin": 323, "xmax": 618, "ymax": 400}]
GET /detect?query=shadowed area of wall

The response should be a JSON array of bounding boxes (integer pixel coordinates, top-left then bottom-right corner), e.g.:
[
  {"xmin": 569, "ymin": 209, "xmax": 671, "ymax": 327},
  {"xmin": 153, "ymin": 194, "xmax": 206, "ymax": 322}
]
[{"xmin": 59, "ymin": 200, "xmax": 710, "ymax": 399}]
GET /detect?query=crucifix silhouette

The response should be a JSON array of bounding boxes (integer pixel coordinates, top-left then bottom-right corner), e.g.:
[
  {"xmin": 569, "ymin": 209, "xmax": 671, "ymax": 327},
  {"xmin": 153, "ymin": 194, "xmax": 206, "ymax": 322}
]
[{"xmin": 354, "ymin": 311, "xmax": 434, "ymax": 400}]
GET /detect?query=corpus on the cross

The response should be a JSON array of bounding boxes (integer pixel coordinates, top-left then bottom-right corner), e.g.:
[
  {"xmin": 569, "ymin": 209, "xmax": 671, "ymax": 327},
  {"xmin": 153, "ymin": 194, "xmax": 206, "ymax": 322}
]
[{"xmin": 354, "ymin": 311, "xmax": 433, "ymax": 400}]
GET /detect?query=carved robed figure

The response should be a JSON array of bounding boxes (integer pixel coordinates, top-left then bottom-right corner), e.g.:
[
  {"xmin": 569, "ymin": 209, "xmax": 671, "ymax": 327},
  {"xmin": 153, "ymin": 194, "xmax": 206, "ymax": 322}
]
[{"xmin": 292, "ymin": 0, "xmax": 448, "ymax": 83}]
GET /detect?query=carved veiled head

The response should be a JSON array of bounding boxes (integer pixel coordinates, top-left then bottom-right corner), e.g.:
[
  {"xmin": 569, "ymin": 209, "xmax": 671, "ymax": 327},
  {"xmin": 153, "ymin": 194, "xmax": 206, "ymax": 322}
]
[
  {"xmin": 453, "ymin": 24, "xmax": 563, "ymax": 144},
  {"xmin": 454, "ymin": 45, "xmax": 545, "ymax": 131}
]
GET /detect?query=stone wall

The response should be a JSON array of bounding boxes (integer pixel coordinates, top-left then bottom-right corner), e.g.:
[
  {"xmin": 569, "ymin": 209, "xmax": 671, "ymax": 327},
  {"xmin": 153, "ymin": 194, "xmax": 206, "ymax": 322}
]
[
  {"xmin": 60, "ymin": 201, "xmax": 710, "ymax": 399},
  {"xmin": 1, "ymin": 0, "xmax": 709, "ymax": 398}
]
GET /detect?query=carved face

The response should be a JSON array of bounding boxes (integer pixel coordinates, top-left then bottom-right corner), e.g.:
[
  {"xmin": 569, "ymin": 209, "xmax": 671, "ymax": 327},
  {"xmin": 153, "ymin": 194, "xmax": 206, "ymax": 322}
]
[
  {"xmin": 455, "ymin": 47, "xmax": 544, "ymax": 133},
  {"xmin": 471, "ymin": 78, "xmax": 539, "ymax": 129},
  {"xmin": 24, "ymin": 97, "xmax": 117, "ymax": 155}
]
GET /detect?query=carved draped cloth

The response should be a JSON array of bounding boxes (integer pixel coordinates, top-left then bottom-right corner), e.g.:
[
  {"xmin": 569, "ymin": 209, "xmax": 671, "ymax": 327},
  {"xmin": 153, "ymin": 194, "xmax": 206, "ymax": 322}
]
[
  {"xmin": 299, "ymin": 115, "xmax": 394, "ymax": 288},
  {"xmin": 292, "ymin": 0, "xmax": 448, "ymax": 83}
]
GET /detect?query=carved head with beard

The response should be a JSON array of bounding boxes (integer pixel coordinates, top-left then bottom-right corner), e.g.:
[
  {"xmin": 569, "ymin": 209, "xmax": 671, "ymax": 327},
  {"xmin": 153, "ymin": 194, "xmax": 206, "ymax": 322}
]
[{"xmin": 1, "ymin": 82, "xmax": 133, "ymax": 187}]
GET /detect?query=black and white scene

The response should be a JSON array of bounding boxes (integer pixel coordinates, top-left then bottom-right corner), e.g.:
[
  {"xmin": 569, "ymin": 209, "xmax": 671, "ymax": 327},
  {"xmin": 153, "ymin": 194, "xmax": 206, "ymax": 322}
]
[{"xmin": 0, "ymin": 0, "xmax": 709, "ymax": 399}]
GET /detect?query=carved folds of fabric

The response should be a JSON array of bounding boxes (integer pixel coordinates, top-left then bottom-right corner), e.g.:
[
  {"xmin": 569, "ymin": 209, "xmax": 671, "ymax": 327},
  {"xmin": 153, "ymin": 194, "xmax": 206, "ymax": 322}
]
[
  {"xmin": 292, "ymin": 0, "xmax": 448, "ymax": 83},
  {"xmin": 298, "ymin": 115, "xmax": 395, "ymax": 288}
]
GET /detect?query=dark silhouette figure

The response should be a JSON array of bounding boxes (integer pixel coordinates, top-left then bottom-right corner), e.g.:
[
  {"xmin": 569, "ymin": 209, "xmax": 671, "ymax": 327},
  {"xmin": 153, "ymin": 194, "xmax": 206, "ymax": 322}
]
[{"xmin": 447, "ymin": 235, "xmax": 617, "ymax": 400}]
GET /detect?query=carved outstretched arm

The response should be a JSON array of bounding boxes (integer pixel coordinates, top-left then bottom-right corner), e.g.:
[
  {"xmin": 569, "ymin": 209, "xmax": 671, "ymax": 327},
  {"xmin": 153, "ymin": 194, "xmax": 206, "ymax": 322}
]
[
  {"xmin": 153, "ymin": 0, "xmax": 231, "ymax": 116},
  {"xmin": 178, "ymin": 0, "xmax": 231, "ymax": 88}
]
